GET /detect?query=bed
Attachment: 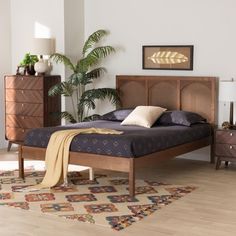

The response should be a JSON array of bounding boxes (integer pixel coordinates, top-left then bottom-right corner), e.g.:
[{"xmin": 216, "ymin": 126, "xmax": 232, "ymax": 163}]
[{"xmin": 18, "ymin": 75, "xmax": 218, "ymax": 196}]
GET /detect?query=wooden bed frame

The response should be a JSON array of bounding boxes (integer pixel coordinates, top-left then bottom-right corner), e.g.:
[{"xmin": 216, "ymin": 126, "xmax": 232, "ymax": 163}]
[{"xmin": 18, "ymin": 75, "xmax": 218, "ymax": 197}]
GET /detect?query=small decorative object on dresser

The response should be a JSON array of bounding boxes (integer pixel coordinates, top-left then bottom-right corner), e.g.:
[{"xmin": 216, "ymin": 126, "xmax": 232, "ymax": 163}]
[
  {"xmin": 4, "ymin": 75, "xmax": 61, "ymax": 151},
  {"xmin": 215, "ymin": 128, "xmax": 236, "ymax": 169}
]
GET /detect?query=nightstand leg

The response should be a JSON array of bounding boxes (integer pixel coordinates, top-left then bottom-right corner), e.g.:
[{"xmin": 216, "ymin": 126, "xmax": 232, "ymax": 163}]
[
  {"xmin": 215, "ymin": 158, "xmax": 221, "ymax": 170},
  {"xmin": 225, "ymin": 161, "xmax": 229, "ymax": 167},
  {"xmin": 210, "ymin": 142, "xmax": 215, "ymax": 163}
]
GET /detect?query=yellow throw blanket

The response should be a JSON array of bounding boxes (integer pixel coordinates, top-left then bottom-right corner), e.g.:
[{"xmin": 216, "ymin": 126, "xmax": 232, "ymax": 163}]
[{"xmin": 27, "ymin": 128, "xmax": 123, "ymax": 191}]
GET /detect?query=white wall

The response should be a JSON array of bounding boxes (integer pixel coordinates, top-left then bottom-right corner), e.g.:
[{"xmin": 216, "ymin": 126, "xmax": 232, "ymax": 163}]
[
  {"xmin": 10, "ymin": 0, "xmax": 85, "ymax": 121},
  {"xmin": 85, "ymin": 0, "xmax": 235, "ymax": 121},
  {"xmin": 11, "ymin": 0, "xmax": 65, "ymax": 76},
  {"xmin": 64, "ymin": 0, "xmax": 84, "ymax": 119},
  {"xmin": 10, "ymin": 0, "xmax": 67, "ymax": 126},
  {"xmin": 84, "ymin": 0, "xmax": 236, "ymax": 161},
  {"xmin": 64, "ymin": 0, "xmax": 84, "ymax": 64},
  {"xmin": 0, "ymin": 0, "xmax": 11, "ymax": 148}
]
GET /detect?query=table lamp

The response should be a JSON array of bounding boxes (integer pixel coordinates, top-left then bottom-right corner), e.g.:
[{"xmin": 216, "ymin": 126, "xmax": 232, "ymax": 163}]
[
  {"xmin": 219, "ymin": 79, "xmax": 236, "ymax": 128},
  {"xmin": 32, "ymin": 38, "xmax": 54, "ymax": 75}
]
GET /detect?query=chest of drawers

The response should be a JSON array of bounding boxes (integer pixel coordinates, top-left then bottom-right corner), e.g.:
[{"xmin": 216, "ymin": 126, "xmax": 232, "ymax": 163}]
[
  {"xmin": 215, "ymin": 129, "xmax": 236, "ymax": 169},
  {"xmin": 4, "ymin": 75, "xmax": 61, "ymax": 144}
]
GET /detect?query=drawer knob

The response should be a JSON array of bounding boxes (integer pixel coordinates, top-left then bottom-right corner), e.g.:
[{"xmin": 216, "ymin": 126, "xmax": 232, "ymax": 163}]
[
  {"xmin": 22, "ymin": 129, "xmax": 25, "ymax": 133},
  {"xmin": 21, "ymin": 90, "xmax": 24, "ymax": 94},
  {"xmin": 21, "ymin": 77, "xmax": 24, "ymax": 81},
  {"xmin": 230, "ymin": 145, "xmax": 233, "ymax": 149},
  {"xmin": 230, "ymin": 133, "xmax": 233, "ymax": 136}
]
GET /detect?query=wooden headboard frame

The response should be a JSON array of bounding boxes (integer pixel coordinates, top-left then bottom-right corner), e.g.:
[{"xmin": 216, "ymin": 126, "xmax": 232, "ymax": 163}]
[{"xmin": 116, "ymin": 75, "xmax": 218, "ymax": 125}]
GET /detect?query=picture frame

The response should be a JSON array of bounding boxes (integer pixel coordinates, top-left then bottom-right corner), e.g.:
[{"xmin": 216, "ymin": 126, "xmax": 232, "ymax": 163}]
[{"xmin": 142, "ymin": 45, "xmax": 194, "ymax": 70}]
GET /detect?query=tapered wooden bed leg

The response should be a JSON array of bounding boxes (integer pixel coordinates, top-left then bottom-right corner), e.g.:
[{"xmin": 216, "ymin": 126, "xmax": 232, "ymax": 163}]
[
  {"xmin": 18, "ymin": 145, "xmax": 24, "ymax": 179},
  {"xmin": 129, "ymin": 158, "xmax": 135, "ymax": 197}
]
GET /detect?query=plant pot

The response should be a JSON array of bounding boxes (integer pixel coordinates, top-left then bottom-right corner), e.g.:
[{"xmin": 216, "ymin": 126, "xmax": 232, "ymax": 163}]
[{"xmin": 25, "ymin": 65, "xmax": 36, "ymax": 75}]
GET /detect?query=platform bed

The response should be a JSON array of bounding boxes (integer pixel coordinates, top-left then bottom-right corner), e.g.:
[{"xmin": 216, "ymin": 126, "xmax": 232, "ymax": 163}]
[{"xmin": 18, "ymin": 75, "xmax": 218, "ymax": 197}]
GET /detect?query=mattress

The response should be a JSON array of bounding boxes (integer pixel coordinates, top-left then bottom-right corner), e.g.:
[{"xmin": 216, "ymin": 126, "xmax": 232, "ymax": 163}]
[{"xmin": 24, "ymin": 120, "xmax": 211, "ymax": 158}]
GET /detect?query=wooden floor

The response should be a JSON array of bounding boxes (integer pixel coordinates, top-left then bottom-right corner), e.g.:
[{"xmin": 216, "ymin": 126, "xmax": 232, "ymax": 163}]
[{"xmin": 1, "ymin": 148, "xmax": 236, "ymax": 236}]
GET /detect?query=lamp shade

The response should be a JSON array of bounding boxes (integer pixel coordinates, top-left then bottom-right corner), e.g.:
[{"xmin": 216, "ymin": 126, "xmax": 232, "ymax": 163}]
[
  {"xmin": 219, "ymin": 80, "xmax": 236, "ymax": 102},
  {"xmin": 32, "ymin": 38, "xmax": 54, "ymax": 55}
]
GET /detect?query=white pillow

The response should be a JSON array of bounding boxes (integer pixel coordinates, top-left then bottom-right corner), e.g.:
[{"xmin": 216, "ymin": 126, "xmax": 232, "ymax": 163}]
[{"xmin": 121, "ymin": 106, "xmax": 166, "ymax": 128}]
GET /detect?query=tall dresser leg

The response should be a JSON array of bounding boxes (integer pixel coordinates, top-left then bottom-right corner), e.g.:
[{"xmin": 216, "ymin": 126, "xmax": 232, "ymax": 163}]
[
  {"xmin": 7, "ymin": 141, "xmax": 12, "ymax": 152},
  {"xmin": 18, "ymin": 145, "xmax": 24, "ymax": 179}
]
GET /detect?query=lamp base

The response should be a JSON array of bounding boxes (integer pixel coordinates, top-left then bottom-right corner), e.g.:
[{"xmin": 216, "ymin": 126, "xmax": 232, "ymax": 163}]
[{"xmin": 34, "ymin": 58, "xmax": 49, "ymax": 75}]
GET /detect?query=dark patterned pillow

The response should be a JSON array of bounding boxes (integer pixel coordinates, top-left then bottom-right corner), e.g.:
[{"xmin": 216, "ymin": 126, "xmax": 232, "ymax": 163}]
[
  {"xmin": 157, "ymin": 110, "xmax": 206, "ymax": 126},
  {"xmin": 101, "ymin": 108, "xmax": 134, "ymax": 121}
]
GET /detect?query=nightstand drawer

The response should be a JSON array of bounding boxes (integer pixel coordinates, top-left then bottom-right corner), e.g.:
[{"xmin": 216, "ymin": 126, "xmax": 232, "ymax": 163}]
[
  {"xmin": 215, "ymin": 130, "xmax": 236, "ymax": 144},
  {"xmin": 215, "ymin": 143, "xmax": 236, "ymax": 157}
]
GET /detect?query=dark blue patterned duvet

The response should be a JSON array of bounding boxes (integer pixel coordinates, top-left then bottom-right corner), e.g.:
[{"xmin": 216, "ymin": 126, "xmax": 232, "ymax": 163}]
[{"xmin": 24, "ymin": 120, "xmax": 211, "ymax": 158}]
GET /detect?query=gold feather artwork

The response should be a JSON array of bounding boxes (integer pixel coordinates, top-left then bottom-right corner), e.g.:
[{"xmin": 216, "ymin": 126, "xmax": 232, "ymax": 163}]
[{"xmin": 148, "ymin": 51, "xmax": 189, "ymax": 65}]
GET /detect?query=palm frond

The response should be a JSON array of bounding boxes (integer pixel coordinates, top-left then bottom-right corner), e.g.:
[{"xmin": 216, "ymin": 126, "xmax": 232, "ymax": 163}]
[
  {"xmin": 88, "ymin": 46, "xmax": 115, "ymax": 61},
  {"xmin": 79, "ymin": 88, "xmax": 120, "ymax": 111},
  {"xmin": 82, "ymin": 67, "xmax": 107, "ymax": 85},
  {"xmin": 82, "ymin": 29, "xmax": 107, "ymax": 56},
  {"xmin": 60, "ymin": 111, "xmax": 77, "ymax": 123},
  {"xmin": 86, "ymin": 67, "xmax": 107, "ymax": 79},
  {"xmin": 68, "ymin": 73, "xmax": 84, "ymax": 86},
  {"xmin": 83, "ymin": 114, "xmax": 101, "ymax": 122},
  {"xmin": 78, "ymin": 46, "xmax": 115, "ymax": 72},
  {"xmin": 50, "ymin": 53, "xmax": 75, "ymax": 72},
  {"xmin": 48, "ymin": 81, "xmax": 74, "ymax": 97}
]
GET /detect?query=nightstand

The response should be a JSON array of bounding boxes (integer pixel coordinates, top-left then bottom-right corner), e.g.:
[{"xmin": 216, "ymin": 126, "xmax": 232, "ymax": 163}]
[{"xmin": 215, "ymin": 128, "xmax": 236, "ymax": 169}]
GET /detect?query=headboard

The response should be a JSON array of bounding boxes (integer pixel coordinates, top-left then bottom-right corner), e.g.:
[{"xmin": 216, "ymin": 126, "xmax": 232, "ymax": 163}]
[{"xmin": 116, "ymin": 75, "xmax": 218, "ymax": 125}]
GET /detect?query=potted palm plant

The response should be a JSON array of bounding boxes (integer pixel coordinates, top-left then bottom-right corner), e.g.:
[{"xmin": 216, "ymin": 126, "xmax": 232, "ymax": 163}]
[{"xmin": 49, "ymin": 29, "xmax": 120, "ymax": 123}]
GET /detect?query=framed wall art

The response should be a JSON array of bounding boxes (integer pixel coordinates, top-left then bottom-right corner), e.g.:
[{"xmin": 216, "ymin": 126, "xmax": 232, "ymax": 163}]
[{"xmin": 142, "ymin": 45, "xmax": 194, "ymax": 70}]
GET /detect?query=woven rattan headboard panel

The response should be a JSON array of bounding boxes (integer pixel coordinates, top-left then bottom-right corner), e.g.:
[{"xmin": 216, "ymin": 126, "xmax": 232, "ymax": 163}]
[{"xmin": 116, "ymin": 75, "xmax": 218, "ymax": 125}]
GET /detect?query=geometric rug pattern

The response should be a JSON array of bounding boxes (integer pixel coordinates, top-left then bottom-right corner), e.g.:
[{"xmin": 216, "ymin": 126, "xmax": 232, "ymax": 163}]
[{"xmin": 0, "ymin": 170, "xmax": 196, "ymax": 230}]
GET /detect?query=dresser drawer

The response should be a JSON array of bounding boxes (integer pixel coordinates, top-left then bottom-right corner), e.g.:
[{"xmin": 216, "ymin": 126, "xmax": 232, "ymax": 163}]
[
  {"xmin": 6, "ymin": 127, "xmax": 31, "ymax": 142},
  {"xmin": 5, "ymin": 102, "xmax": 43, "ymax": 116},
  {"xmin": 215, "ymin": 143, "xmax": 236, "ymax": 157},
  {"xmin": 5, "ymin": 89, "xmax": 43, "ymax": 103},
  {"xmin": 215, "ymin": 130, "xmax": 236, "ymax": 144},
  {"xmin": 6, "ymin": 115, "xmax": 43, "ymax": 129},
  {"xmin": 5, "ymin": 76, "xmax": 43, "ymax": 90}
]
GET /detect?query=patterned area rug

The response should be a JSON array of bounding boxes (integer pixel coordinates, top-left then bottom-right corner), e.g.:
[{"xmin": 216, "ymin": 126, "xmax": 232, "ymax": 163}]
[{"xmin": 0, "ymin": 170, "xmax": 196, "ymax": 231}]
